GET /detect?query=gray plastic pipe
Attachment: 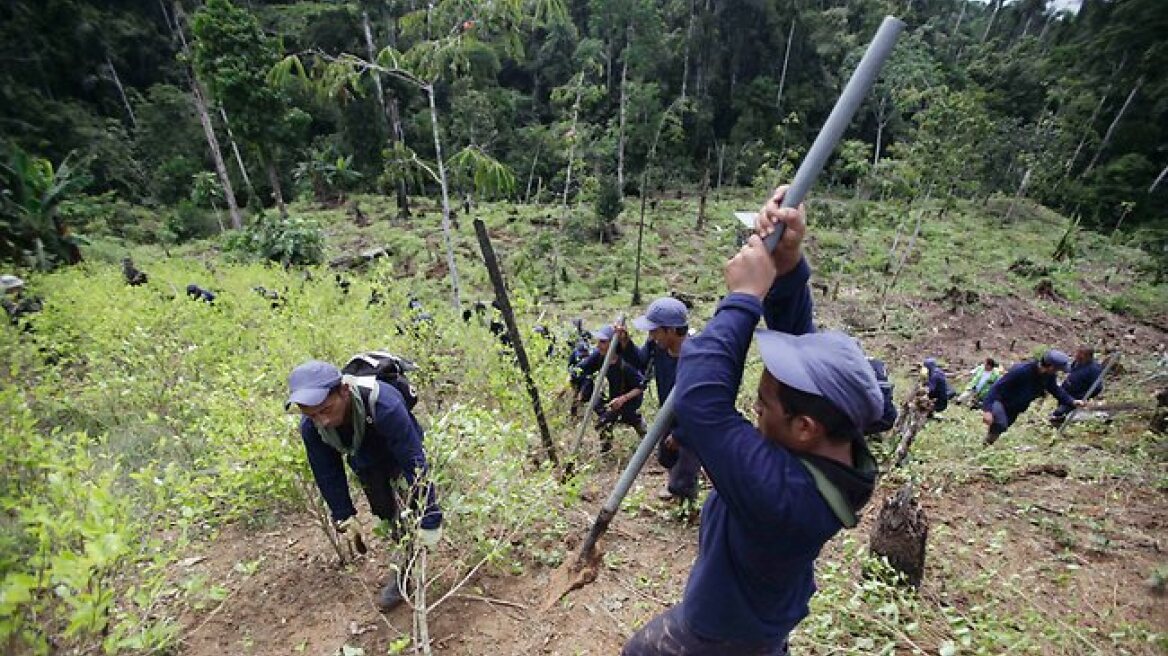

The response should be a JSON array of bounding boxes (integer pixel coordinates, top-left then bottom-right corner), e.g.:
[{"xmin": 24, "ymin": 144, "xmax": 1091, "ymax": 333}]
[
  {"xmin": 574, "ymin": 16, "xmax": 906, "ymax": 565},
  {"xmin": 763, "ymin": 15, "xmax": 906, "ymax": 251}
]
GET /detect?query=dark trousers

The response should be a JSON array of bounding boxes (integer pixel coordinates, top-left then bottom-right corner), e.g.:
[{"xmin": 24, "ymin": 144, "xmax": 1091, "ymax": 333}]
[
  {"xmin": 356, "ymin": 463, "xmax": 404, "ymax": 538},
  {"xmin": 658, "ymin": 438, "xmax": 700, "ymax": 500},
  {"xmin": 623, "ymin": 605, "xmax": 789, "ymax": 656}
]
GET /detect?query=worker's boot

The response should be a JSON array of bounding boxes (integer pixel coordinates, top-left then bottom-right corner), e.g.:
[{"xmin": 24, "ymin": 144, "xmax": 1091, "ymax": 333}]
[
  {"xmin": 983, "ymin": 427, "xmax": 1002, "ymax": 447},
  {"xmin": 599, "ymin": 429, "xmax": 613, "ymax": 454},
  {"xmin": 376, "ymin": 577, "xmax": 405, "ymax": 612}
]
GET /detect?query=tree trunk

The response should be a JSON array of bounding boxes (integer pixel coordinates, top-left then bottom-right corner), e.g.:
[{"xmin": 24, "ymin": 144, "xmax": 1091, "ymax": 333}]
[
  {"xmin": 716, "ymin": 142, "xmax": 725, "ymax": 189},
  {"xmin": 388, "ymin": 97, "xmax": 411, "ymax": 218},
  {"xmin": 266, "ymin": 158, "xmax": 287, "ymax": 219},
  {"xmin": 1149, "ymin": 161, "xmax": 1168, "ymax": 194},
  {"xmin": 680, "ymin": 0, "xmax": 694, "ymax": 101},
  {"xmin": 426, "ymin": 84, "xmax": 462, "ymax": 310},
  {"xmin": 776, "ymin": 20, "xmax": 795, "ymax": 113},
  {"xmin": 551, "ymin": 78, "xmax": 583, "ymax": 298},
  {"xmin": 873, "ymin": 97, "xmax": 888, "ymax": 167},
  {"xmin": 696, "ymin": 154, "xmax": 709, "ymax": 229},
  {"xmin": 981, "ymin": 0, "xmax": 1003, "ymax": 43},
  {"xmin": 363, "ymin": 10, "xmax": 410, "ymax": 219},
  {"xmin": 1004, "ymin": 166, "xmax": 1032, "ymax": 223},
  {"xmin": 524, "ymin": 143, "xmax": 541, "ymax": 203},
  {"xmin": 104, "ymin": 55, "xmax": 137, "ymax": 129},
  {"xmin": 1082, "ymin": 76, "xmax": 1144, "ymax": 178},
  {"xmin": 633, "ymin": 169, "xmax": 648, "ymax": 306},
  {"xmin": 219, "ymin": 106, "xmax": 256, "ymax": 201},
  {"xmin": 172, "ymin": 1, "xmax": 242, "ymax": 230},
  {"xmin": 617, "ymin": 26, "xmax": 630, "ymax": 193}
]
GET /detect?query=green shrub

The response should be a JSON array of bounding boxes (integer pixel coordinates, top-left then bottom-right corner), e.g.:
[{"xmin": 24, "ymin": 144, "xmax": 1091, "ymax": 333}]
[{"xmin": 223, "ymin": 213, "xmax": 324, "ymax": 265}]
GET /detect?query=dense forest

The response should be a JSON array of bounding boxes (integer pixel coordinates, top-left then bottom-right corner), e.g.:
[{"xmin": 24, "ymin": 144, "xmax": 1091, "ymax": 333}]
[{"xmin": 1, "ymin": 0, "xmax": 1165, "ymax": 272}]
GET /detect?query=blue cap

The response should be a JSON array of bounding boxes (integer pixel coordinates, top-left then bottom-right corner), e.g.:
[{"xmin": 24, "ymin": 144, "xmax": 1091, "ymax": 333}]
[
  {"xmin": 286, "ymin": 360, "xmax": 342, "ymax": 409},
  {"xmin": 1041, "ymin": 349, "xmax": 1070, "ymax": 371},
  {"xmin": 755, "ymin": 330, "xmax": 883, "ymax": 438},
  {"xmin": 923, "ymin": 357, "xmax": 937, "ymax": 369},
  {"xmin": 594, "ymin": 324, "xmax": 615, "ymax": 342},
  {"xmin": 633, "ymin": 297, "xmax": 689, "ymax": 331}
]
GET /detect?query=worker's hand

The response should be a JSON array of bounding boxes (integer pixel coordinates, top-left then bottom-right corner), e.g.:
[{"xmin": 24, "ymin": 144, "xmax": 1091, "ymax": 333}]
[
  {"xmin": 725, "ymin": 234, "xmax": 777, "ymax": 299},
  {"xmin": 607, "ymin": 395, "xmax": 626, "ymax": 412},
  {"xmin": 1073, "ymin": 400, "xmax": 1086, "ymax": 408},
  {"xmin": 614, "ymin": 323, "xmax": 630, "ymax": 345},
  {"xmin": 417, "ymin": 526, "xmax": 442, "ymax": 550},
  {"xmin": 663, "ymin": 434, "xmax": 679, "ymax": 452},
  {"xmin": 982, "ymin": 411, "xmax": 993, "ymax": 426},
  {"xmin": 754, "ymin": 185, "xmax": 807, "ymax": 276},
  {"xmin": 336, "ymin": 516, "xmax": 368, "ymax": 555}
]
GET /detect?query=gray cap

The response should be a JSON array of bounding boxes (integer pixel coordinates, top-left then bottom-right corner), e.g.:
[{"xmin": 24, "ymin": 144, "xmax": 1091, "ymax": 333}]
[
  {"xmin": 594, "ymin": 324, "xmax": 615, "ymax": 342},
  {"xmin": 0, "ymin": 275, "xmax": 25, "ymax": 292},
  {"xmin": 1040, "ymin": 349, "xmax": 1070, "ymax": 371},
  {"xmin": 286, "ymin": 360, "xmax": 342, "ymax": 409},
  {"xmin": 755, "ymin": 330, "xmax": 884, "ymax": 438},
  {"xmin": 633, "ymin": 297, "xmax": 689, "ymax": 331}
]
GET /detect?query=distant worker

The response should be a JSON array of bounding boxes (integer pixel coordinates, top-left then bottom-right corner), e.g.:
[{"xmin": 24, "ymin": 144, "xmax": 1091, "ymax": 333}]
[
  {"xmin": 572, "ymin": 325, "xmax": 647, "ymax": 453},
  {"xmin": 617, "ymin": 297, "xmax": 699, "ymax": 503},
  {"xmin": 185, "ymin": 284, "xmax": 216, "ymax": 304},
  {"xmin": 122, "ymin": 257, "xmax": 148, "ymax": 286},
  {"xmin": 1, "ymin": 275, "xmax": 42, "ymax": 325},
  {"xmin": 956, "ymin": 357, "xmax": 1003, "ymax": 409},
  {"xmin": 866, "ymin": 356, "xmax": 898, "ymax": 435},
  {"xmin": 567, "ymin": 319, "xmax": 594, "ymax": 418},
  {"xmin": 981, "ymin": 349, "xmax": 1084, "ymax": 445},
  {"xmin": 1050, "ymin": 347, "xmax": 1104, "ymax": 423},
  {"xmin": 286, "ymin": 360, "xmax": 442, "ymax": 611},
  {"xmin": 921, "ymin": 357, "xmax": 952, "ymax": 414}
]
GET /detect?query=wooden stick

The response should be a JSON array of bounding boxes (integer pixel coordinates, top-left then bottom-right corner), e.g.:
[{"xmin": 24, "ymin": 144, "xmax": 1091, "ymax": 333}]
[{"xmin": 473, "ymin": 219, "xmax": 559, "ymax": 467}]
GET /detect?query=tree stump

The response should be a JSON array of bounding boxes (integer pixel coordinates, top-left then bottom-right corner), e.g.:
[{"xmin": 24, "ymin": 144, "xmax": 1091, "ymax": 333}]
[
  {"xmin": 1153, "ymin": 389, "xmax": 1168, "ymax": 435},
  {"xmin": 891, "ymin": 382, "xmax": 933, "ymax": 468},
  {"xmin": 868, "ymin": 482, "xmax": 929, "ymax": 589}
]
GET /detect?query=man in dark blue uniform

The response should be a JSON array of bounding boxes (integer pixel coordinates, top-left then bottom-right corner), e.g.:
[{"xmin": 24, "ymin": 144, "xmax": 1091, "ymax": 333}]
[
  {"xmin": 1050, "ymin": 347, "xmax": 1104, "ymax": 422},
  {"xmin": 616, "ymin": 297, "xmax": 700, "ymax": 503},
  {"xmin": 981, "ymin": 350, "xmax": 1083, "ymax": 445},
  {"xmin": 622, "ymin": 187, "xmax": 882, "ymax": 655},
  {"xmin": 572, "ymin": 325, "xmax": 647, "ymax": 453},
  {"xmin": 287, "ymin": 360, "xmax": 443, "ymax": 611},
  {"xmin": 922, "ymin": 357, "xmax": 952, "ymax": 414}
]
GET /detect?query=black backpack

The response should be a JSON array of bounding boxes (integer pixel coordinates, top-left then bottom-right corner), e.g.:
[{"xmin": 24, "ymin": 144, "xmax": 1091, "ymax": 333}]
[{"xmin": 341, "ymin": 351, "xmax": 420, "ymax": 416}]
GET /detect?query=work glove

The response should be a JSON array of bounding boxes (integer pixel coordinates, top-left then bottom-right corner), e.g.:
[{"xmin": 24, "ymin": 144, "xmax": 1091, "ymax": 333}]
[
  {"xmin": 417, "ymin": 526, "xmax": 442, "ymax": 550},
  {"xmin": 336, "ymin": 516, "xmax": 368, "ymax": 555}
]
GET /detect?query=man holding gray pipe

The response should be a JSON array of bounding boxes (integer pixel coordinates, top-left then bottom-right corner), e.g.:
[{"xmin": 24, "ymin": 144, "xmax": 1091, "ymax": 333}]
[{"xmin": 622, "ymin": 187, "xmax": 882, "ymax": 655}]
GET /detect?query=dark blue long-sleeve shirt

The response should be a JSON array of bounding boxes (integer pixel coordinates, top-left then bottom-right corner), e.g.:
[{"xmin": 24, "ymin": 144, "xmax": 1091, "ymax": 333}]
[
  {"xmin": 300, "ymin": 381, "xmax": 442, "ymax": 529},
  {"xmin": 573, "ymin": 350, "xmax": 646, "ymax": 405},
  {"xmin": 619, "ymin": 338, "xmax": 679, "ymax": 403},
  {"xmin": 1062, "ymin": 360, "xmax": 1103, "ymax": 400},
  {"xmin": 672, "ymin": 259, "xmax": 845, "ymax": 643},
  {"xmin": 982, "ymin": 361, "xmax": 1077, "ymax": 422}
]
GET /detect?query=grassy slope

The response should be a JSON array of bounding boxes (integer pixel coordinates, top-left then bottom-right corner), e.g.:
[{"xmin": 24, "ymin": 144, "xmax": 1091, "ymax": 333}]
[{"xmin": 10, "ymin": 189, "xmax": 1167, "ymax": 655}]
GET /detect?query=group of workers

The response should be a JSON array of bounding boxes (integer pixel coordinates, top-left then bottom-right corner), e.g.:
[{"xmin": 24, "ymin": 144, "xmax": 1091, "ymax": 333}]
[
  {"xmin": 919, "ymin": 347, "xmax": 1105, "ymax": 444},
  {"xmin": 5, "ymin": 181, "xmax": 1120, "ymax": 656}
]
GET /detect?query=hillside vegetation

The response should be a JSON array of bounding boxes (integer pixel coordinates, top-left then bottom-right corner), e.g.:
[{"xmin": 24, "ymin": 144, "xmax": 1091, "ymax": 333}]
[{"xmin": 2, "ymin": 191, "xmax": 1165, "ymax": 654}]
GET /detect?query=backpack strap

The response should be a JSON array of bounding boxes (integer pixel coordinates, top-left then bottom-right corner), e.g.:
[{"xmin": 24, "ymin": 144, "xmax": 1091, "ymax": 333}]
[
  {"xmin": 343, "ymin": 374, "xmax": 381, "ymax": 424},
  {"xmin": 797, "ymin": 457, "xmax": 858, "ymax": 528}
]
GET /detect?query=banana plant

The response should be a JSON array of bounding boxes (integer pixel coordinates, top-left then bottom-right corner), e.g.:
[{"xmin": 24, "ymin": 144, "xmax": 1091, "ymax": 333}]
[{"xmin": 0, "ymin": 145, "xmax": 91, "ymax": 268}]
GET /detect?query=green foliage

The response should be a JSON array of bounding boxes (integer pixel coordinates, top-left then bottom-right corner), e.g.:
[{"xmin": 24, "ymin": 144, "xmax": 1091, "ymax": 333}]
[
  {"xmin": 0, "ymin": 144, "xmax": 91, "ymax": 268},
  {"xmin": 224, "ymin": 213, "xmax": 325, "ymax": 266}
]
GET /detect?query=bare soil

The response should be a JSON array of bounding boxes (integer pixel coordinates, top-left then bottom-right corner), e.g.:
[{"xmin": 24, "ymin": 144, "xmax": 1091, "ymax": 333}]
[
  {"xmin": 172, "ymin": 453, "xmax": 1166, "ymax": 655},
  {"xmin": 170, "ymin": 278, "xmax": 1167, "ymax": 655}
]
